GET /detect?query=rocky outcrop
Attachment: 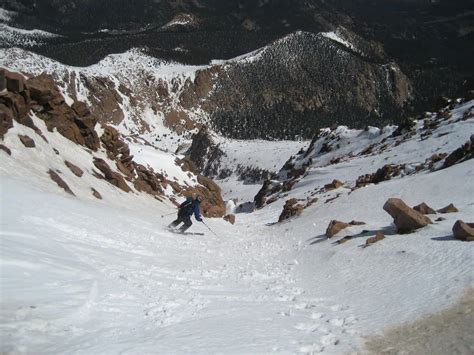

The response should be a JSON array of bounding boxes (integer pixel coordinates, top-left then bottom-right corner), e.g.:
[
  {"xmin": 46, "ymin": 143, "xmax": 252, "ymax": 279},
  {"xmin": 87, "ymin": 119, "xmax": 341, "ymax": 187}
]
[
  {"xmin": 184, "ymin": 127, "xmax": 225, "ymax": 177},
  {"xmin": 383, "ymin": 198, "xmax": 432, "ymax": 234},
  {"xmin": 279, "ymin": 198, "xmax": 305, "ymax": 222},
  {"xmin": 0, "ymin": 69, "xmax": 100, "ymax": 150},
  {"xmin": 100, "ymin": 125, "xmax": 135, "ymax": 177},
  {"xmin": 181, "ymin": 175, "xmax": 226, "ymax": 218},
  {"xmin": 441, "ymin": 135, "xmax": 473, "ymax": 169},
  {"xmin": 93, "ymin": 158, "xmax": 131, "ymax": 193},
  {"xmin": 1, "ymin": 69, "xmax": 226, "ymax": 213},
  {"xmin": 452, "ymin": 220, "xmax": 474, "ymax": 242},
  {"xmin": 133, "ymin": 164, "xmax": 165, "ymax": 196},
  {"xmin": 48, "ymin": 169, "xmax": 74, "ymax": 195},
  {"xmin": 356, "ymin": 164, "xmax": 404, "ymax": 188}
]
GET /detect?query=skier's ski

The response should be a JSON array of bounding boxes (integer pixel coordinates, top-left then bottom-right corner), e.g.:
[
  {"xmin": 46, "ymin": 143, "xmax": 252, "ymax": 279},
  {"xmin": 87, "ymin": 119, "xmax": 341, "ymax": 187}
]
[{"xmin": 167, "ymin": 227, "xmax": 204, "ymax": 236}]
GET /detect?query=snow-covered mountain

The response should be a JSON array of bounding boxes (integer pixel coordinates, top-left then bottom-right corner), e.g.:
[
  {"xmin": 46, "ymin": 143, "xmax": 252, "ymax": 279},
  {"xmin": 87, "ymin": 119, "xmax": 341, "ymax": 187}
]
[
  {"xmin": 1, "ymin": 4, "xmax": 474, "ymax": 352},
  {"xmin": 1, "ymin": 27, "xmax": 411, "ymax": 141},
  {"xmin": 2, "ymin": 86, "xmax": 473, "ymax": 353}
]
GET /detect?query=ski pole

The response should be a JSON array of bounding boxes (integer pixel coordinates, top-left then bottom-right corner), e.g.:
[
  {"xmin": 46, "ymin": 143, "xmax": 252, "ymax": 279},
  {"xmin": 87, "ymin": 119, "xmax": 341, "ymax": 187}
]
[
  {"xmin": 201, "ymin": 220, "xmax": 218, "ymax": 237},
  {"xmin": 160, "ymin": 212, "xmax": 175, "ymax": 218}
]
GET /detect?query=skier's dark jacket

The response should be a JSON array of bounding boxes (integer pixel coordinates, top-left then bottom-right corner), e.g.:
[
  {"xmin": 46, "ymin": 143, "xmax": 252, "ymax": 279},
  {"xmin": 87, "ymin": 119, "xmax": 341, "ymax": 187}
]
[{"xmin": 178, "ymin": 197, "xmax": 202, "ymax": 221}]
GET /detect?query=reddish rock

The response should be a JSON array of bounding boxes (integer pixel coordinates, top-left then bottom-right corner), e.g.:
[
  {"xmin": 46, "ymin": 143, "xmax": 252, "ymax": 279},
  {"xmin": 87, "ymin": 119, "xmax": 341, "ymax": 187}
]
[
  {"xmin": 452, "ymin": 220, "xmax": 474, "ymax": 241},
  {"xmin": 27, "ymin": 77, "xmax": 53, "ymax": 104},
  {"xmin": 48, "ymin": 169, "xmax": 75, "ymax": 195},
  {"xmin": 326, "ymin": 220, "xmax": 352, "ymax": 238},
  {"xmin": 19, "ymin": 134, "xmax": 35, "ymax": 148},
  {"xmin": 356, "ymin": 164, "xmax": 404, "ymax": 188},
  {"xmin": 366, "ymin": 232, "xmax": 386, "ymax": 246},
  {"xmin": 223, "ymin": 214, "xmax": 236, "ymax": 225},
  {"xmin": 0, "ymin": 103, "xmax": 13, "ymax": 138},
  {"xmin": 2, "ymin": 92, "xmax": 30, "ymax": 126},
  {"xmin": 71, "ymin": 101, "xmax": 91, "ymax": 117},
  {"xmin": 442, "ymin": 135, "xmax": 473, "ymax": 169},
  {"xmin": 437, "ymin": 204, "xmax": 459, "ymax": 214},
  {"xmin": 0, "ymin": 144, "xmax": 11, "ymax": 155},
  {"xmin": 65, "ymin": 160, "xmax": 84, "ymax": 177},
  {"xmin": 133, "ymin": 163, "xmax": 164, "ymax": 195},
  {"xmin": 5, "ymin": 71, "xmax": 25, "ymax": 92},
  {"xmin": 324, "ymin": 179, "xmax": 344, "ymax": 191},
  {"xmin": 194, "ymin": 175, "xmax": 226, "ymax": 217},
  {"xmin": 383, "ymin": 198, "xmax": 432, "ymax": 233},
  {"xmin": 93, "ymin": 158, "xmax": 131, "ymax": 192},
  {"xmin": 413, "ymin": 202, "xmax": 437, "ymax": 215},
  {"xmin": 91, "ymin": 188, "xmax": 102, "ymax": 199},
  {"xmin": 279, "ymin": 198, "xmax": 305, "ymax": 222},
  {"xmin": 46, "ymin": 106, "xmax": 85, "ymax": 145}
]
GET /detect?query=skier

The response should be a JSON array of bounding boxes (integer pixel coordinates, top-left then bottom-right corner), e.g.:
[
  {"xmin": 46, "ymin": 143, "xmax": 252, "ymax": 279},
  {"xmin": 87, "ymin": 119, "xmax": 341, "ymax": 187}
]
[{"xmin": 168, "ymin": 194, "xmax": 203, "ymax": 233}]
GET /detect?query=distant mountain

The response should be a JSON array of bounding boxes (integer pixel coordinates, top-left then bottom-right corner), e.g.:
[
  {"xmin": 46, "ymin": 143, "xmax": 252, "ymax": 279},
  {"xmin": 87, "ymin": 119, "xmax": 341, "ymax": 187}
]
[
  {"xmin": 1, "ymin": 0, "xmax": 473, "ymax": 129},
  {"xmin": 1, "ymin": 26, "xmax": 411, "ymax": 141}
]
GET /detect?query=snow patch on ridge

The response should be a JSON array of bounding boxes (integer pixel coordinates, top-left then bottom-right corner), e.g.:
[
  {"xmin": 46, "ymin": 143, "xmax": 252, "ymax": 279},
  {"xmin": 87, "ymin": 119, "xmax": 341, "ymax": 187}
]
[
  {"xmin": 0, "ymin": 24, "xmax": 61, "ymax": 48},
  {"xmin": 319, "ymin": 30, "xmax": 358, "ymax": 52},
  {"xmin": 0, "ymin": 7, "xmax": 15, "ymax": 23}
]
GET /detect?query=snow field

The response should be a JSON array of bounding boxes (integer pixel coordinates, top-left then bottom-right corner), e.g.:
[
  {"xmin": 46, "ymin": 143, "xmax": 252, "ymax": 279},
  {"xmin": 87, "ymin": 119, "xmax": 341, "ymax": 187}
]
[{"xmin": 1, "ymin": 154, "xmax": 473, "ymax": 353}]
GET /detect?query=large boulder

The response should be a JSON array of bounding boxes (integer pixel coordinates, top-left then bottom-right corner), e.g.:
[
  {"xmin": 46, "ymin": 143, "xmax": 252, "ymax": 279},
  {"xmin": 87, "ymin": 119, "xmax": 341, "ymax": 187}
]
[
  {"xmin": 383, "ymin": 198, "xmax": 432, "ymax": 233},
  {"xmin": 452, "ymin": 220, "xmax": 474, "ymax": 241}
]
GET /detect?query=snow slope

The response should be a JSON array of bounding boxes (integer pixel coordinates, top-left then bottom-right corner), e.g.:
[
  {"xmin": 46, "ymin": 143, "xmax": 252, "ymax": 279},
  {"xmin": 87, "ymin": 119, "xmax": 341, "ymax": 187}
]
[{"xmin": 1, "ymin": 101, "xmax": 473, "ymax": 353}]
